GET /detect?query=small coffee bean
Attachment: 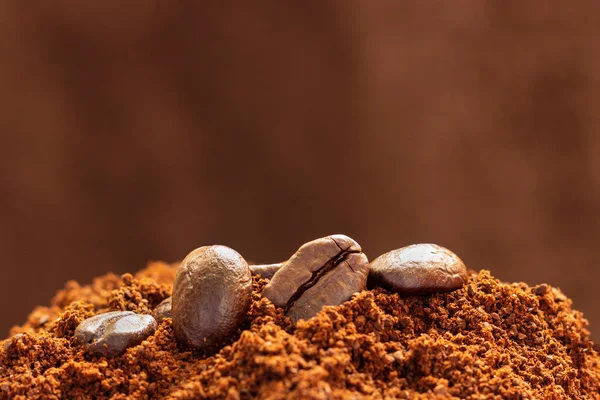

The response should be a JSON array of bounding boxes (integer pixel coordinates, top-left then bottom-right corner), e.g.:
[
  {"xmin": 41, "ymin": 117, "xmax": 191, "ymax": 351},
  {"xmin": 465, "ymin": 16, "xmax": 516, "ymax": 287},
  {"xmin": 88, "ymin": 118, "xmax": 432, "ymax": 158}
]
[
  {"xmin": 2, "ymin": 333, "xmax": 24, "ymax": 354},
  {"xmin": 368, "ymin": 243, "xmax": 467, "ymax": 295},
  {"xmin": 153, "ymin": 297, "xmax": 172, "ymax": 322},
  {"xmin": 249, "ymin": 263, "xmax": 282, "ymax": 279},
  {"xmin": 74, "ymin": 311, "xmax": 157, "ymax": 357},
  {"xmin": 262, "ymin": 234, "xmax": 369, "ymax": 322},
  {"xmin": 533, "ymin": 284, "xmax": 549, "ymax": 296},
  {"xmin": 172, "ymin": 245, "xmax": 252, "ymax": 352}
]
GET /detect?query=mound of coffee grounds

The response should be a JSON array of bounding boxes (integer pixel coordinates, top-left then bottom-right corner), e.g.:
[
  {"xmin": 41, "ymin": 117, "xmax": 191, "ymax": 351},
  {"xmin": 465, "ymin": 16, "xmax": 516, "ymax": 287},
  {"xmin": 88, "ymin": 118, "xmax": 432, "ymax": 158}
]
[{"xmin": 1, "ymin": 262, "xmax": 599, "ymax": 399}]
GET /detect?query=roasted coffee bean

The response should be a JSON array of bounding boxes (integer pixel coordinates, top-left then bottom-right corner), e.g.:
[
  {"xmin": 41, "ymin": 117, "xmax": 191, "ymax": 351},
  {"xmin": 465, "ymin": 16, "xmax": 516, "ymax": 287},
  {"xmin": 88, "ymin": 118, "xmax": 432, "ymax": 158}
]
[
  {"xmin": 2, "ymin": 333, "xmax": 24, "ymax": 354},
  {"xmin": 533, "ymin": 284, "xmax": 549, "ymax": 296},
  {"xmin": 249, "ymin": 263, "xmax": 282, "ymax": 279},
  {"xmin": 153, "ymin": 297, "xmax": 172, "ymax": 322},
  {"xmin": 368, "ymin": 243, "xmax": 467, "ymax": 295},
  {"xmin": 74, "ymin": 311, "xmax": 157, "ymax": 357},
  {"xmin": 172, "ymin": 245, "xmax": 252, "ymax": 352},
  {"xmin": 262, "ymin": 234, "xmax": 369, "ymax": 322}
]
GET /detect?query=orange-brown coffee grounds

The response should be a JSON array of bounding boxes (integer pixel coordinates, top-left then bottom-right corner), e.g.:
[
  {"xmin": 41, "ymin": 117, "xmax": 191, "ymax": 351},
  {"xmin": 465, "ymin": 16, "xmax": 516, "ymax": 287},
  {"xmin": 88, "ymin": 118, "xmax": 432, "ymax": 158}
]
[
  {"xmin": 107, "ymin": 273, "xmax": 172, "ymax": 314},
  {"xmin": 1, "ymin": 262, "xmax": 599, "ymax": 399}
]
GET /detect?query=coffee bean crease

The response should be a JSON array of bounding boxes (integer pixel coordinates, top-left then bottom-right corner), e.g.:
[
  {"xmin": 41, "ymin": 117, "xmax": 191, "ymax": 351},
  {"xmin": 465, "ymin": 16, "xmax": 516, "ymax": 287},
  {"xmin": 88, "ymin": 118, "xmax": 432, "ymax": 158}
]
[
  {"xmin": 262, "ymin": 234, "xmax": 369, "ymax": 322},
  {"xmin": 284, "ymin": 247, "xmax": 360, "ymax": 313}
]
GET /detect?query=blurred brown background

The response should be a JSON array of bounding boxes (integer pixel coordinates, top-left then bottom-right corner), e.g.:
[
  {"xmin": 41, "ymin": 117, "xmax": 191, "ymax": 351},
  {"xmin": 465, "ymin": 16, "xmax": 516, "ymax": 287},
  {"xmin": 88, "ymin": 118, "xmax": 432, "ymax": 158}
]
[{"xmin": 1, "ymin": 2, "xmax": 599, "ymax": 339}]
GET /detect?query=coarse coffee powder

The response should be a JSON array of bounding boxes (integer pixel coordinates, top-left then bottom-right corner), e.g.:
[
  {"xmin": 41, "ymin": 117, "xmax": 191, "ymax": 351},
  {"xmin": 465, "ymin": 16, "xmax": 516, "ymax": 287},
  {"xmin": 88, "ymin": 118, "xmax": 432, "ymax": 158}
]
[{"xmin": 1, "ymin": 262, "xmax": 599, "ymax": 399}]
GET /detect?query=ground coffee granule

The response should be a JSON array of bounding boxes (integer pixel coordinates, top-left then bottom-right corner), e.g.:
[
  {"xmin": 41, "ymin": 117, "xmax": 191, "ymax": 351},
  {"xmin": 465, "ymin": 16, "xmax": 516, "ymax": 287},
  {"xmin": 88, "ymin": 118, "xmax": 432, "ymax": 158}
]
[{"xmin": 1, "ymin": 262, "xmax": 599, "ymax": 399}]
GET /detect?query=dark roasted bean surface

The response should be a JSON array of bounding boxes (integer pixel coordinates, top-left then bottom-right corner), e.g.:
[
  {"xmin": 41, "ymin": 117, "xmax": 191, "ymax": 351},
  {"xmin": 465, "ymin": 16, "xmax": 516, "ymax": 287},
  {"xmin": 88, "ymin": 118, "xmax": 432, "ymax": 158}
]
[
  {"xmin": 368, "ymin": 243, "xmax": 467, "ymax": 295},
  {"xmin": 262, "ymin": 234, "xmax": 369, "ymax": 322},
  {"xmin": 153, "ymin": 297, "xmax": 172, "ymax": 322},
  {"xmin": 249, "ymin": 263, "xmax": 282, "ymax": 279},
  {"xmin": 172, "ymin": 245, "xmax": 252, "ymax": 352},
  {"xmin": 74, "ymin": 311, "xmax": 157, "ymax": 357}
]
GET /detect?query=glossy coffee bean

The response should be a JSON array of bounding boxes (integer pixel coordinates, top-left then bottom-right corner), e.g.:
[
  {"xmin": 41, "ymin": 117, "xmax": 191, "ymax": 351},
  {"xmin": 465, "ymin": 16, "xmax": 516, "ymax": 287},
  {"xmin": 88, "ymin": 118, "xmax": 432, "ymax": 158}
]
[
  {"xmin": 262, "ymin": 234, "xmax": 369, "ymax": 322},
  {"xmin": 172, "ymin": 245, "xmax": 252, "ymax": 352},
  {"xmin": 249, "ymin": 263, "xmax": 282, "ymax": 279},
  {"xmin": 74, "ymin": 311, "xmax": 157, "ymax": 357},
  {"xmin": 368, "ymin": 243, "xmax": 467, "ymax": 295},
  {"xmin": 153, "ymin": 297, "xmax": 172, "ymax": 322}
]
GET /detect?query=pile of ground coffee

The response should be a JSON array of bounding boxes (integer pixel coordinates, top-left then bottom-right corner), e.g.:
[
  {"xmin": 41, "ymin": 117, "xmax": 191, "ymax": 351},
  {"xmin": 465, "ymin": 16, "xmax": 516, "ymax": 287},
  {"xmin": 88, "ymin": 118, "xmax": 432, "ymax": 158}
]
[{"xmin": 1, "ymin": 261, "xmax": 599, "ymax": 399}]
